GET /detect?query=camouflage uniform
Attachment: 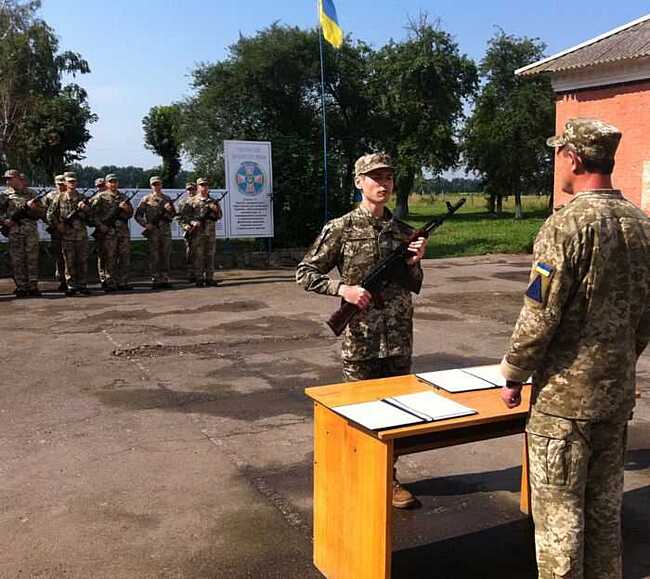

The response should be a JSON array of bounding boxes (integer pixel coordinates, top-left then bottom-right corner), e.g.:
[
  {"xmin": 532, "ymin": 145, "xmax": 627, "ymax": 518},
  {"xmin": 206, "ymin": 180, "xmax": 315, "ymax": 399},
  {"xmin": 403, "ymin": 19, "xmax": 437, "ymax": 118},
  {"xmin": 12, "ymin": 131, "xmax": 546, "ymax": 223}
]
[
  {"xmin": 0, "ymin": 185, "xmax": 43, "ymax": 292},
  {"xmin": 135, "ymin": 190, "xmax": 175, "ymax": 284},
  {"xmin": 296, "ymin": 204, "xmax": 423, "ymax": 380},
  {"xmin": 178, "ymin": 192, "xmax": 221, "ymax": 285},
  {"xmin": 90, "ymin": 188, "xmax": 132, "ymax": 289},
  {"xmin": 46, "ymin": 188, "xmax": 90, "ymax": 291},
  {"xmin": 501, "ymin": 119, "xmax": 650, "ymax": 579},
  {"xmin": 178, "ymin": 183, "xmax": 197, "ymax": 281},
  {"xmin": 44, "ymin": 181, "xmax": 66, "ymax": 286}
]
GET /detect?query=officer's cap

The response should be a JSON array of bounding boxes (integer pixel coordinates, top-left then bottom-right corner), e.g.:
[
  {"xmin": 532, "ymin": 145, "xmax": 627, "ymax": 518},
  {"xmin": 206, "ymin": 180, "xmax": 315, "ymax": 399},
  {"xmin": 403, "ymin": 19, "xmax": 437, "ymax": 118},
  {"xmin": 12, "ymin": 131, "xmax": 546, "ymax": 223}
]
[
  {"xmin": 64, "ymin": 171, "xmax": 77, "ymax": 181},
  {"xmin": 354, "ymin": 153, "xmax": 394, "ymax": 177},
  {"xmin": 105, "ymin": 173, "xmax": 118, "ymax": 182},
  {"xmin": 185, "ymin": 182, "xmax": 196, "ymax": 190},
  {"xmin": 196, "ymin": 177, "xmax": 208, "ymax": 186},
  {"xmin": 547, "ymin": 118, "xmax": 621, "ymax": 162}
]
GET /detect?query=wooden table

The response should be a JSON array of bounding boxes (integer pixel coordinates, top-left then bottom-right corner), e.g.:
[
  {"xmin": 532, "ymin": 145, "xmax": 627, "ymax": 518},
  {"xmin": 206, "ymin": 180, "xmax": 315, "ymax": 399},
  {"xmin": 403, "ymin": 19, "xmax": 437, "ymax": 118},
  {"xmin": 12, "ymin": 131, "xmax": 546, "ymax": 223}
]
[{"xmin": 305, "ymin": 374, "xmax": 531, "ymax": 579}]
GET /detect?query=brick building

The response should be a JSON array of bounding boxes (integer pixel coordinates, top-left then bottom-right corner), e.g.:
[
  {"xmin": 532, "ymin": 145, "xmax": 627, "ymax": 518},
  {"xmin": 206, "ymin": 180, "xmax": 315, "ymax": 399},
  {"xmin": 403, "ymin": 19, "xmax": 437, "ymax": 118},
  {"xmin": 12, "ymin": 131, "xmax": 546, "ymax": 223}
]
[{"xmin": 517, "ymin": 14, "xmax": 650, "ymax": 212}]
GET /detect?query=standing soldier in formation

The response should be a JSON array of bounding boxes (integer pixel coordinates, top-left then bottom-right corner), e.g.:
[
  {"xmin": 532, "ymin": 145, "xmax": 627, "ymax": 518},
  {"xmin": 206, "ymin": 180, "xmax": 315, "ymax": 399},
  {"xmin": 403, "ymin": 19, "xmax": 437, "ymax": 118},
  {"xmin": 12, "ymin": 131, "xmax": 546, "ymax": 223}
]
[
  {"xmin": 179, "ymin": 177, "xmax": 222, "ymax": 287},
  {"xmin": 178, "ymin": 181, "xmax": 197, "ymax": 282},
  {"xmin": 46, "ymin": 172, "xmax": 91, "ymax": 296},
  {"xmin": 135, "ymin": 176, "xmax": 175, "ymax": 289},
  {"xmin": 0, "ymin": 169, "xmax": 45, "ymax": 297},
  {"xmin": 90, "ymin": 174, "xmax": 134, "ymax": 291},
  {"xmin": 296, "ymin": 153, "xmax": 426, "ymax": 509},
  {"xmin": 500, "ymin": 119, "xmax": 650, "ymax": 579},
  {"xmin": 94, "ymin": 176, "xmax": 106, "ymax": 195},
  {"xmin": 44, "ymin": 174, "xmax": 68, "ymax": 291}
]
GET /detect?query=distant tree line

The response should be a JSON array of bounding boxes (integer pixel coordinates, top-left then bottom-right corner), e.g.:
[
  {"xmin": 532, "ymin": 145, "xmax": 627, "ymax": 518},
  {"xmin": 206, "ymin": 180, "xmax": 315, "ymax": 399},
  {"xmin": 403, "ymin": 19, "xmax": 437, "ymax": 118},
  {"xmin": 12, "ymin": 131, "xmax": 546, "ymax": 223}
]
[
  {"xmin": 414, "ymin": 175, "xmax": 483, "ymax": 194},
  {"xmin": 66, "ymin": 164, "xmax": 192, "ymax": 189}
]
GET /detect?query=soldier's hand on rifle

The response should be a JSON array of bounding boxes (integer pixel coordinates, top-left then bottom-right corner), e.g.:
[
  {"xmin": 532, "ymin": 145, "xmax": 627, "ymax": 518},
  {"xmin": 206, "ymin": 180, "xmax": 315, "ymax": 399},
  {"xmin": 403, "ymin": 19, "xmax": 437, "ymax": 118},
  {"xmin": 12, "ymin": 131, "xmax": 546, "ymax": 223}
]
[
  {"xmin": 164, "ymin": 202, "xmax": 173, "ymax": 212},
  {"xmin": 191, "ymin": 220, "xmax": 200, "ymax": 230},
  {"xmin": 78, "ymin": 200, "xmax": 88, "ymax": 210},
  {"xmin": 406, "ymin": 237, "xmax": 426, "ymax": 265},
  {"xmin": 119, "ymin": 201, "xmax": 130, "ymax": 211},
  {"xmin": 338, "ymin": 284, "xmax": 372, "ymax": 310},
  {"xmin": 2, "ymin": 219, "xmax": 16, "ymax": 229},
  {"xmin": 26, "ymin": 199, "xmax": 39, "ymax": 209}
]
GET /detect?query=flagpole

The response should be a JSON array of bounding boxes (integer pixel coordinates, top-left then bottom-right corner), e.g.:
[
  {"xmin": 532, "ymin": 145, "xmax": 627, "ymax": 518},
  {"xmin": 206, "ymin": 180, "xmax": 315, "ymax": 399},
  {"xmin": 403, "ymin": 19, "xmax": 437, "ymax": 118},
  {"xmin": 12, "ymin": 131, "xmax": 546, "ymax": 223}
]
[{"xmin": 317, "ymin": 1, "xmax": 329, "ymax": 223}]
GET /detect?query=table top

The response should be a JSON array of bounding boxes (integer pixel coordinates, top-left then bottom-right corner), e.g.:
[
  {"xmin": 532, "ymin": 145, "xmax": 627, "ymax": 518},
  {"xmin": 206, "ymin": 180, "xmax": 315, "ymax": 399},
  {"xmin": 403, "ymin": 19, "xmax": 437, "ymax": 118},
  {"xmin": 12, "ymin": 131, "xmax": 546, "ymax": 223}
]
[{"xmin": 305, "ymin": 374, "xmax": 531, "ymax": 441}]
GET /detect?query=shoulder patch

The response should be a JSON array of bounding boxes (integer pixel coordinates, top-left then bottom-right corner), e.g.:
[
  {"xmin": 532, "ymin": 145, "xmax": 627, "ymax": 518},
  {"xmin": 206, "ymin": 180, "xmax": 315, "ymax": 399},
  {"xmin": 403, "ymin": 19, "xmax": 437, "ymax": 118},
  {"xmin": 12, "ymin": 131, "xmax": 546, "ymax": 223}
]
[{"xmin": 525, "ymin": 262, "xmax": 555, "ymax": 307}]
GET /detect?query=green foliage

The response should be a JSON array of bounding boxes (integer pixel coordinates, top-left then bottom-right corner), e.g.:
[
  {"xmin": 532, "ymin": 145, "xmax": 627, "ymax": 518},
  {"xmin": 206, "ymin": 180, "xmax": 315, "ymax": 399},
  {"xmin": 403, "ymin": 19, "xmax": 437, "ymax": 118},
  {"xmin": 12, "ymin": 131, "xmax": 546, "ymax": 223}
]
[
  {"xmin": 368, "ymin": 15, "xmax": 477, "ymax": 217},
  {"xmin": 0, "ymin": 0, "xmax": 96, "ymax": 180},
  {"xmin": 142, "ymin": 105, "xmax": 182, "ymax": 187},
  {"xmin": 463, "ymin": 30, "xmax": 555, "ymax": 216},
  {"xmin": 67, "ymin": 163, "xmax": 193, "ymax": 189}
]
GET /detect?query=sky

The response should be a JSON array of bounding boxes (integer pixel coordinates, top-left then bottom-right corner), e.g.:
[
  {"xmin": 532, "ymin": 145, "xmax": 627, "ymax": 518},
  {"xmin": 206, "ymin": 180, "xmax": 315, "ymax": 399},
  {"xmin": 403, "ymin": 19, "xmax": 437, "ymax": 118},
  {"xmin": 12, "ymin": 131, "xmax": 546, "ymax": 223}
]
[{"xmin": 40, "ymin": 0, "xmax": 649, "ymax": 170}]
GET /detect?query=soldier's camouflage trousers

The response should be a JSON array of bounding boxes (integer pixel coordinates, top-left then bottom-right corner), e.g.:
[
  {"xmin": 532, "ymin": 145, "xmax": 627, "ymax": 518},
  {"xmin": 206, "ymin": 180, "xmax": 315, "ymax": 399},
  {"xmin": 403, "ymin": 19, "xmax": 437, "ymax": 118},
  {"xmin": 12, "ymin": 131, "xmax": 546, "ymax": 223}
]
[
  {"xmin": 61, "ymin": 238, "xmax": 88, "ymax": 289},
  {"xmin": 97, "ymin": 230, "xmax": 130, "ymax": 287},
  {"xmin": 9, "ymin": 225, "xmax": 39, "ymax": 290},
  {"xmin": 50, "ymin": 235, "xmax": 65, "ymax": 282},
  {"xmin": 527, "ymin": 407, "xmax": 627, "ymax": 579},
  {"xmin": 342, "ymin": 355, "xmax": 412, "ymax": 382},
  {"xmin": 190, "ymin": 233, "xmax": 215, "ymax": 282},
  {"xmin": 146, "ymin": 229, "xmax": 171, "ymax": 282}
]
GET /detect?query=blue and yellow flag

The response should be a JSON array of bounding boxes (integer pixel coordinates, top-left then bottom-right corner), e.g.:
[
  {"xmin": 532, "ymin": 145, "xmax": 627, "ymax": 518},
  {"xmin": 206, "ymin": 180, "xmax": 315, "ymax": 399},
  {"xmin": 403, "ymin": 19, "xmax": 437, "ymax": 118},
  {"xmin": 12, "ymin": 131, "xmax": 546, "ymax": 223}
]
[{"xmin": 319, "ymin": 0, "xmax": 343, "ymax": 48}]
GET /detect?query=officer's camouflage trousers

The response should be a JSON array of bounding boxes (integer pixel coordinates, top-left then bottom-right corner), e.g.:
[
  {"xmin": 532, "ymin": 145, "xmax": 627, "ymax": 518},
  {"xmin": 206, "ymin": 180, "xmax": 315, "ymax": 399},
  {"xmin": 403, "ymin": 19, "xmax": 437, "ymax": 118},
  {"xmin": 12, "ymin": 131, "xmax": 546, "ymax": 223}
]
[
  {"xmin": 342, "ymin": 355, "xmax": 411, "ymax": 382},
  {"xmin": 9, "ymin": 225, "xmax": 39, "ymax": 290},
  {"xmin": 61, "ymin": 238, "xmax": 88, "ymax": 289},
  {"xmin": 190, "ymin": 232, "xmax": 215, "ymax": 282},
  {"xmin": 146, "ymin": 229, "xmax": 171, "ymax": 282},
  {"xmin": 527, "ymin": 407, "xmax": 627, "ymax": 579},
  {"xmin": 97, "ymin": 230, "xmax": 130, "ymax": 287},
  {"xmin": 50, "ymin": 235, "xmax": 65, "ymax": 282}
]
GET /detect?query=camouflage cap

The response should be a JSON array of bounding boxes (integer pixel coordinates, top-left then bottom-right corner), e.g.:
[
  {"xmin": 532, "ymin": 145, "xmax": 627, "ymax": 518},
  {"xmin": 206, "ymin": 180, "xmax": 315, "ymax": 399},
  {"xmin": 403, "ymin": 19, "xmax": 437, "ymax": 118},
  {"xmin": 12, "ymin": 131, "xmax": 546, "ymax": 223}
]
[
  {"xmin": 105, "ymin": 173, "xmax": 118, "ymax": 182},
  {"xmin": 149, "ymin": 175, "xmax": 162, "ymax": 185},
  {"xmin": 185, "ymin": 182, "xmax": 196, "ymax": 190},
  {"xmin": 196, "ymin": 177, "xmax": 208, "ymax": 185},
  {"xmin": 3, "ymin": 169, "xmax": 20, "ymax": 179},
  {"xmin": 94, "ymin": 177, "xmax": 105, "ymax": 186},
  {"xmin": 354, "ymin": 153, "xmax": 394, "ymax": 177},
  {"xmin": 547, "ymin": 118, "xmax": 621, "ymax": 161},
  {"xmin": 64, "ymin": 171, "xmax": 77, "ymax": 181}
]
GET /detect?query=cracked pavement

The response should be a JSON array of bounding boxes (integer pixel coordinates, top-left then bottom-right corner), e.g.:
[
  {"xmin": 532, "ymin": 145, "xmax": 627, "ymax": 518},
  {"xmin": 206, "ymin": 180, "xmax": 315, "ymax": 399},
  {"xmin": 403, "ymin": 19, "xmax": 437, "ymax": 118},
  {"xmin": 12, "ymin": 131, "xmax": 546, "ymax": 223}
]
[{"xmin": 1, "ymin": 256, "xmax": 649, "ymax": 578}]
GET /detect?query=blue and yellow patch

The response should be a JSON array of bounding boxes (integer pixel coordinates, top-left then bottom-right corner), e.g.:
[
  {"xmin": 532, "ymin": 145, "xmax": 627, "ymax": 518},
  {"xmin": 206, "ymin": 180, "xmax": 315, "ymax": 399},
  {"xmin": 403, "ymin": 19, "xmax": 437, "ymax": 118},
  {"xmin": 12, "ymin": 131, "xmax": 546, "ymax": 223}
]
[{"xmin": 525, "ymin": 262, "xmax": 554, "ymax": 307}]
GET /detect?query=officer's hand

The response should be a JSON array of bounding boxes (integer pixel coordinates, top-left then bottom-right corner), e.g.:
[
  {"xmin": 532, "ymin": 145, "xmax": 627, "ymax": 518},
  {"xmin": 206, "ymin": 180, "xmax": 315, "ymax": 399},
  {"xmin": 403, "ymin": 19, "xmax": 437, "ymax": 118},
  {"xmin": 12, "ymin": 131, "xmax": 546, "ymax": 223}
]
[
  {"xmin": 406, "ymin": 237, "xmax": 426, "ymax": 264},
  {"xmin": 339, "ymin": 284, "xmax": 372, "ymax": 309},
  {"xmin": 500, "ymin": 383, "xmax": 523, "ymax": 408}
]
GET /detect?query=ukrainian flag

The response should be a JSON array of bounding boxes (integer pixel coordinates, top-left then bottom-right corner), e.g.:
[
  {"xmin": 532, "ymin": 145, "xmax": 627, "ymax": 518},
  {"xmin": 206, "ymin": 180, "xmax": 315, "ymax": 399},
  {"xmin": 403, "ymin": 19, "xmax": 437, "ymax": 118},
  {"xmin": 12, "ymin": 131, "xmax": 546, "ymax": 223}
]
[{"xmin": 319, "ymin": 0, "xmax": 343, "ymax": 49}]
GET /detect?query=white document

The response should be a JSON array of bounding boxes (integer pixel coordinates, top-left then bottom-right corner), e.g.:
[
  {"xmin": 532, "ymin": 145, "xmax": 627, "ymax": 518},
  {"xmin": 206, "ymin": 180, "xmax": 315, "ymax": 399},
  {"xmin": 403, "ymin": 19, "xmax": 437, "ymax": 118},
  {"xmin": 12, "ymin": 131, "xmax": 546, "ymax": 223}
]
[
  {"xmin": 333, "ymin": 400, "xmax": 423, "ymax": 430},
  {"xmin": 385, "ymin": 391, "xmax": 476, "ymax": 421},
  {"xmin": 461, "ymin": 364, "xmax": 531, "ymax": 387},
  {"xmin": 416, "ymin": 368, "xmax": 496, "ymax": 393}
]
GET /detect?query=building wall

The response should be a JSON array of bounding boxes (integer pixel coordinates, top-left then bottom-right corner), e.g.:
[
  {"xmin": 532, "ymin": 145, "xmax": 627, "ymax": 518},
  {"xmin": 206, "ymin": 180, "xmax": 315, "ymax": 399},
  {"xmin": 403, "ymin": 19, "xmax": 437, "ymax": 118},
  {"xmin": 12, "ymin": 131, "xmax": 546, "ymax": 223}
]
[{"xmin": 553, "ymin": 79, "xmax": 650, "ymax": 212}]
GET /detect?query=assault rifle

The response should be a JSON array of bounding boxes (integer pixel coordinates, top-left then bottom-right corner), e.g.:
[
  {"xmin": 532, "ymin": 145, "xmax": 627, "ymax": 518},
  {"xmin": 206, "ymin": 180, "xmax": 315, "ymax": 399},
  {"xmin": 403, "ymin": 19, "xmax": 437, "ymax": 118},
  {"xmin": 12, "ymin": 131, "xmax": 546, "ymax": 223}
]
[
  {"xmin": 60, "ymin": 189, "xmax": 96, "ymax": 227},
  {"xmin": 0, "ymin": 190, "xmax": 47, "ymax": 237},
  {"xmin": 326, "ymin": 198, "xmax": 466, "ymax": 336},
  {"xmin": 91, "ymin": 190, "xmax": 138, "ymax": 240},
  {"xmin": 183, "ymin": 190, "xmax": 228, "ymax": 240},
  {"xmin": 142, "ymin": 191, "xmax": 185, "ymax": 238}
]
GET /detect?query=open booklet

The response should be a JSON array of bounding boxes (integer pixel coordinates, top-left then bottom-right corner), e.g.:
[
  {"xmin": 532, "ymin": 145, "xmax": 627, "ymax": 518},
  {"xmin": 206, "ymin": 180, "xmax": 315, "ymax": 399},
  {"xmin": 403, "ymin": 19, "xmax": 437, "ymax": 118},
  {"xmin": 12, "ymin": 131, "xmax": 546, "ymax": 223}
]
[
  {"xmin": 416, "ymin": 364, "xmax": 532, "ymax": 393},
  {"xmin": 332, "ymin": 390, "xmax": 477, "ymax": 431}
]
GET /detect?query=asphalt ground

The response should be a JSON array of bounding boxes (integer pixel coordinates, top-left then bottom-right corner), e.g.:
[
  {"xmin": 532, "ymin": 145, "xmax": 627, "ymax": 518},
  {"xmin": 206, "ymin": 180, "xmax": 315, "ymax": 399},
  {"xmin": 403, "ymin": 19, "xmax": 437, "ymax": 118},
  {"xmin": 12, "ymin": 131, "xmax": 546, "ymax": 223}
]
[{"xmin": 1, "ymin": 254, "xmax": 649, "ymax": 578}]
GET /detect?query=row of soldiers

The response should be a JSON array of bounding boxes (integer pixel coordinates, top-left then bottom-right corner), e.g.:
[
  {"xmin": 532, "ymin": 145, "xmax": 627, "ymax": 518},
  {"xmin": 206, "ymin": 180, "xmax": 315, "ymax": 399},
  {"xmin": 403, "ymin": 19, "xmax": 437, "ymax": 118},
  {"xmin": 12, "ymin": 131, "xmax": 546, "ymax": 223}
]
[{"xmin": 0, "ymin": 169, "xmax": 223, "ymax": 297}]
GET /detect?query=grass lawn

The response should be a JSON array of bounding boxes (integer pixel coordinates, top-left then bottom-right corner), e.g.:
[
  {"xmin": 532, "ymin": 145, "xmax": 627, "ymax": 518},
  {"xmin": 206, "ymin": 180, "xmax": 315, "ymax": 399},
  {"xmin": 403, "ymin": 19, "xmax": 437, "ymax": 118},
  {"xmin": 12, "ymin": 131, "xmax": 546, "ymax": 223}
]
[{"xmin": 397, "ymin": 194, "xmax": 550, "ymax": 259}]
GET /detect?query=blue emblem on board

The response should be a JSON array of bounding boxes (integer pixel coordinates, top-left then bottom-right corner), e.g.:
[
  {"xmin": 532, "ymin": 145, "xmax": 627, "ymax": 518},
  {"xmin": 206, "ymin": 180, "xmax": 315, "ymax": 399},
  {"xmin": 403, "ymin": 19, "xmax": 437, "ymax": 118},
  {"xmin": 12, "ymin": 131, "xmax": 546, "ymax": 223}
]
[{"xmin": 236, "ymin": 162, "xmax": 265, "ymax": 196}]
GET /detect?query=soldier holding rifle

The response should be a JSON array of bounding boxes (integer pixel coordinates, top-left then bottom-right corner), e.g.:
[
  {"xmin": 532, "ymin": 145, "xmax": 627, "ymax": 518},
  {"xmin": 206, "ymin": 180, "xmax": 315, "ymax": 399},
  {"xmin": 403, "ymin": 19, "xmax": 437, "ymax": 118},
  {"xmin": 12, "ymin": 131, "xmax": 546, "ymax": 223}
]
[
  {"xmin": 296, "ymin": 153, "xmax": 426, "ymax": 509},
  {"xmin": 90, "ymin": 173, "xmax": 134, "ymax": 291},
  {"xmin": 44, "ymin": 174, "xmax": 68, "ymax": 291},
  {"xmin": 0, "ymin": 169, "xmax": 46, "ymax": 297},
  {"xmin": 178, "ymin": 177, "xmax": 222, "ymax": 287},
  {"xmin": 46, "ymin": 172, "xmax": 92, "ymax": 296},
  {"xmin": 134, "ymin": 175, "xmax": 176, "ymax": 289}
]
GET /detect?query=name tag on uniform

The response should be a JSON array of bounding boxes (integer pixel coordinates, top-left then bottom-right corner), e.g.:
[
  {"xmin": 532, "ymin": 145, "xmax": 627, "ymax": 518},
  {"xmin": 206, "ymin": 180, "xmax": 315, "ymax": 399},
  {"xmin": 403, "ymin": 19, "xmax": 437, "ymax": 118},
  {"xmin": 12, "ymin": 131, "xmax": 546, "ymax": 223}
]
[{"xmin": 525, "ymin": 261, "xmax": 554, "ymax": 307}]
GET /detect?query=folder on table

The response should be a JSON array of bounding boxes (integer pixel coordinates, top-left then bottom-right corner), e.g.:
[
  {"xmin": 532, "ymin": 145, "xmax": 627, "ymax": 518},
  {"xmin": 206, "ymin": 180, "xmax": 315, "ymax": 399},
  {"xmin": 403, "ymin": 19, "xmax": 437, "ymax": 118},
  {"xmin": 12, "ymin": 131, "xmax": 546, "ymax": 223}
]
[
  {"xmin": 416, "ymin": 364, "xmax": 532, "ymax": 392},
  {"xmin": 332, "ymin": 390, "xmax": 476, "ymax": 431}
]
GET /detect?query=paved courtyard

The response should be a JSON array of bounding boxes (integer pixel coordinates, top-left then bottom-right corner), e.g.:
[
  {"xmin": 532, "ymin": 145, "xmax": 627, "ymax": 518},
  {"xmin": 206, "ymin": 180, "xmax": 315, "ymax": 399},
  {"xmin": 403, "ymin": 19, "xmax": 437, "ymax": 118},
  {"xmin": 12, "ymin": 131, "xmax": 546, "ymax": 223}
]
[{"xmin": 1, "ymin": 254, "xmax": 649, "ymax": 578}]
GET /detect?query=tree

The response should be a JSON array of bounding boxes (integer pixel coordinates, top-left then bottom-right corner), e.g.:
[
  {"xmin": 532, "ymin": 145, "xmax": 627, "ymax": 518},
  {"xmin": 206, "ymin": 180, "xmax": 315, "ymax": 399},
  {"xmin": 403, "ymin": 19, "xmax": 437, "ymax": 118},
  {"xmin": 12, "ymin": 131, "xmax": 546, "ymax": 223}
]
[
  {"xmin": 142, "ymin": 105, "xmax": 182, "ymax": 187},
  {"xmin": 368, "ymin": 16, "xmax": 477, "ymax": 218},
  {"xmin": 463, "ymin": 30, "xmax": 555, "ymax": 217},
  {"xmin": 0, "ymin": 0, "xmax": 96, "ymax": 180}
]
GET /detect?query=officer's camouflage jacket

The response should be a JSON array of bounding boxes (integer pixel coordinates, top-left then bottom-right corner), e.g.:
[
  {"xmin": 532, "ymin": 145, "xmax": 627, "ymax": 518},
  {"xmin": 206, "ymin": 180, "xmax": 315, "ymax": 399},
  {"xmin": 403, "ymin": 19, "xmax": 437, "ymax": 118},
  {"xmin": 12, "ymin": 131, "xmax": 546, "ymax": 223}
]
[
  {"xmin": 46, "ymin": 189, "xmax": 90, "ymax": 241},
  {"xmin": 135, "ymin": 193, "xmax": 175, "ymax": 234},
  {"xmin": 296, "ymin": 205, "xmax": 423, "ymax": 361},
  {"xmin": 501, "ymin": 190, "xmax": 650, "ymax": 420},
  {"xmin": 90, "ymin": 190, "xmax": 132, "ymax": 234}
]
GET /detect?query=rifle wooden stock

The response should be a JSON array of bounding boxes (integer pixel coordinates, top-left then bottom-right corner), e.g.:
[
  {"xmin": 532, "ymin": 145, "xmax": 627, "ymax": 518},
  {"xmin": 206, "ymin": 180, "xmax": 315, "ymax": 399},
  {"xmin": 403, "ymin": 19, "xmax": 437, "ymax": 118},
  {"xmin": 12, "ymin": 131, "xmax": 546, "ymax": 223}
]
[{"xmin": 326, "ymin": 301, "xmax": 360, "ymax": 336}]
